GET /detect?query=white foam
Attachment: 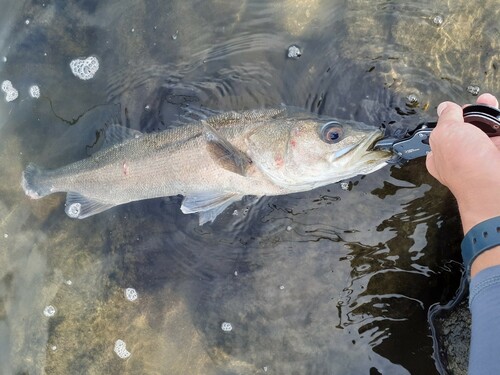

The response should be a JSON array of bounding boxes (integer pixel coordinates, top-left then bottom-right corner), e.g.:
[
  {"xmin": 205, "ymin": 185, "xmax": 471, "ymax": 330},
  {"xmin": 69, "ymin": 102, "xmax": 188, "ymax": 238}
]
[
  {"xmin": 340, "ymin": 182, "xmax": 349, "ymax": 191},
  {"xmin": 43, "ymin": 305, "xmax": 56, "ymax": 317},
  {"xmin": 124, "ymin": 288, "xmax": 138, "ymax": 301},
  {"xmin": 67, "ymin": 203, "xmax": 82, "ymax": 218},
  {"xmin": 287, "ymin": 45, "xmax": 302, "ymax": 59},
  {"xmin": 114, "ymin": 339, "xmax": 131, "ymax": 359},
  {"xmin": 29, "ymin": 85, "xmax": 40, "ymax": 98},
  {"xmin": 70, "ymin": 56, "xmax": 99, "ymax": 80},
  {"xmin": 221, "ymin": 322, "xmax": 233, "ymax": 332},
  {"xmin": 1, "ymin": 80, "xmax": 18, "ymax": 102}
]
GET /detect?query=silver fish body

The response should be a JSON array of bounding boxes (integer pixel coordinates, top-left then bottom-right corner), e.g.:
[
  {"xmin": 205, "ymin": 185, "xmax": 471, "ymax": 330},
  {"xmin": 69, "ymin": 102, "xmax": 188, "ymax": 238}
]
[{"xmin": 21, "ymin": 108, "xmax": 391, "ymax": 224}]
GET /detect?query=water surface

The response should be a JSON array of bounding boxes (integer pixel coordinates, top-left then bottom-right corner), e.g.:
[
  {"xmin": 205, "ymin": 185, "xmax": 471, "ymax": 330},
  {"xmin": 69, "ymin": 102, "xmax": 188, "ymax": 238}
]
[{"xmin": 0, "ymin": 1, "xmax": 498, "ymax": 374}]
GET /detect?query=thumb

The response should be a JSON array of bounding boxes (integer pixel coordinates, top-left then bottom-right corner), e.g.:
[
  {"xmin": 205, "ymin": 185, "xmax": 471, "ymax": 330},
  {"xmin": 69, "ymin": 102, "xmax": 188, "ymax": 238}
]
[{"xmin": 436, "ymin": 101, "xmax": 464, "ymax": 127}]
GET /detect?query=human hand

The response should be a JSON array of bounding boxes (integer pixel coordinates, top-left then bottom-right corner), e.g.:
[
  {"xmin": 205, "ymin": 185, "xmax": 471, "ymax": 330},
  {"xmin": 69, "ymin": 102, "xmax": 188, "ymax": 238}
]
[{"xmin": 425, "ymin": 93, "xmax": 500, "ymax": 234}]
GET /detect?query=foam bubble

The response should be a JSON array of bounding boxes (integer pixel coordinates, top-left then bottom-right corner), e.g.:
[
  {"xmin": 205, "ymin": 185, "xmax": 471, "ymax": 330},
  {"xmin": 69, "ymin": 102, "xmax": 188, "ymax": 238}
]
[
  {"xmin": 1, "ymin": 80, "xmax": 19, "ymax": 102},
  {"xmin": 67, "ymin": 203, "xmax": 82, "ymax": 218},
  {"xmin": 432, "ymin": 15, "xmax": 444, "ymax": 26},
  {"xmin": 287, "ymin": 45, "xmax": 302, "ymax": 59},
  {"xmin": 29, "ymin": 85, "xmax": 40, "ymax": 98},
  {"xmin": 43, "ymin": 305, "xmax": 56, "ymax": 317},
  {"xmin": 114, "ymin": 339, "xmax": 131, "ymax": 359},
  {"xmin": 340, "ymin": 182, "xmax": 349, "ymax": 191},
  {"xmin": 124, "ymin": 288, "xmax": 138, "ymax": 301},
  {"xmin": 467, "ymin": 85, "xmax": 480, "ymax": 96},
  {"xmin": 221, "ymin": 322, "xmax": 233, "ymax": 332},
  {"xmin": 69, "ymin": 56, "xmax": 99, "ymax": 80}
]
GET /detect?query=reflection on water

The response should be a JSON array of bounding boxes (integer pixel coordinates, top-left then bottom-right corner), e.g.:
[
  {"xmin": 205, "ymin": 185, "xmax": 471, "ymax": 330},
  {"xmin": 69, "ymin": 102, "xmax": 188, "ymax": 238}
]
[{"xmin": 0, "ymin": 0, "xmax": 498, "ymax": 374}]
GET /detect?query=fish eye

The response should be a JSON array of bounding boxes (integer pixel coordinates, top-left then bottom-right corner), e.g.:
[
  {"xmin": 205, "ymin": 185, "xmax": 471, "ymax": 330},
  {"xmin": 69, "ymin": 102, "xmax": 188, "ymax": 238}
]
[{"xmin": 320, "ymin": 121, "xmax": 343, "ymax": 144}]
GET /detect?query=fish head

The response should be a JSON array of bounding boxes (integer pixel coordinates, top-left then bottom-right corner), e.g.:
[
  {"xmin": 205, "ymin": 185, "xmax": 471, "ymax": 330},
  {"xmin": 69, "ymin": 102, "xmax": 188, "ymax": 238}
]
[{"xmin": 246, "ymin": 116, "xmax": 392, "ymax": 191}]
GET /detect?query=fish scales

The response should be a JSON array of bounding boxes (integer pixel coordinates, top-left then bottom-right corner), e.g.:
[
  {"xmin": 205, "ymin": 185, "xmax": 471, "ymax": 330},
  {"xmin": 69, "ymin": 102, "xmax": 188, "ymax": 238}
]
[{"xmin": 21, "ymin": 108, "xmax": 390, "ymax": 223}]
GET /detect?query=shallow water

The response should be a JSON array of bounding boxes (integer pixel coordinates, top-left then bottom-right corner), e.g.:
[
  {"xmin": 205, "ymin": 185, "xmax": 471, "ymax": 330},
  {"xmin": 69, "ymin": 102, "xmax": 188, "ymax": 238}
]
[{"xmin": 0, "ymin": 0, "xmax": 498, "ymax": 374}]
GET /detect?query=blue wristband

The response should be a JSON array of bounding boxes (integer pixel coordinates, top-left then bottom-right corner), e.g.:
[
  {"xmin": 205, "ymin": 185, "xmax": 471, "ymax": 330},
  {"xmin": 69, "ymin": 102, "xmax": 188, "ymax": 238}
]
[{"xmin": 461, "ymin": 216, "xmax": 500, "ymax": 276}]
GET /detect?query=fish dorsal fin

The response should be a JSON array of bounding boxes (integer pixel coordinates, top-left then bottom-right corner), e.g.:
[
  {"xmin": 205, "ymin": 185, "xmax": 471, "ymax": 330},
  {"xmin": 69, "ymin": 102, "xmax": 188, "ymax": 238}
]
[
  {"xmin": 181, "ymin": 192, "xmax": 242, "ymax": 225},
  {"xmin": 65, "ymin": 192, "xmax": 116, "ymax": 219},
  {"xmin": 102, "ymin": 124, "xmax": 143, "ymax": 149},
  {"xmin": 202, "ymin": 120, "xmax": 252, "ymax": 176},
  {"xmin": 205, "ymin": 108, "xmax": 288, "ymax": 129}
]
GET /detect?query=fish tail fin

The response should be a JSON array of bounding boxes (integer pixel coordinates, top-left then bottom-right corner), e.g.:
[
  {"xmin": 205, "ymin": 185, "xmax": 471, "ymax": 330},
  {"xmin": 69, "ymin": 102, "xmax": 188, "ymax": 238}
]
[{"xmin": 21, "ymin": 163, "xmax": 52, "ymax": 199}]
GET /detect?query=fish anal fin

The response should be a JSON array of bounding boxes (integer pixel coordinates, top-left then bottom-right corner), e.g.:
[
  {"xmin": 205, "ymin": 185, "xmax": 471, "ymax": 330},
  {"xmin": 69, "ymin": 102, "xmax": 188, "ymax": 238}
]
[
  {"xmin": 65, "ymin": 192, "xmax": 116, "ymax": 219},
  {"xmin": 180, "ymin": 192, "xmax": 242, "ymax": 225},
  {"xmin": 202, "ymin": 121, "xmax": 252, "ymax": 176}
]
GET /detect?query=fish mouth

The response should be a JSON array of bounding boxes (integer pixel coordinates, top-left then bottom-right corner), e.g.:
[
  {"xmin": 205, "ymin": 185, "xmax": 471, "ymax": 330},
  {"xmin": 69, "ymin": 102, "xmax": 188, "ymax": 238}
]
[
  {"xmin": 363, "ymin": 130, "xmax": 391, "ymax": 152},
  {"xmin": 334, "ymin": 130, "xmax": 392, "ymax": 162}
]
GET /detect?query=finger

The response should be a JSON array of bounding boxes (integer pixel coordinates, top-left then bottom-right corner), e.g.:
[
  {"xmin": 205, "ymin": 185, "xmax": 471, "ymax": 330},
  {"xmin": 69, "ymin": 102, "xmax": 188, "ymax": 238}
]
[
  {"xmin": 476, "ymin": 93, "xmax": 499, "ymax": 108},
  {"xmin": 436, "ymin": 101, "xmax": 464, "ymax": 127},
  {"xmin": 425, "ymin": 151, "xmax": 438, "ymax": 179}
]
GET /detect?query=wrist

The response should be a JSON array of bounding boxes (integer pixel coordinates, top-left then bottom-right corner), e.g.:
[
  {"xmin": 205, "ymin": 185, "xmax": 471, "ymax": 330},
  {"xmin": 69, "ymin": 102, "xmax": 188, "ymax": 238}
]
[
  {"xmin": 471, "ymin": 246, "xmax": 500, "ymax": 278},
  {"xmin": 461, "ymin": 216, "xmax": 500, "ymax": 278},
  {"xmin": 456, "ymin": 194, "xmax": 500, "ymax": 233}
]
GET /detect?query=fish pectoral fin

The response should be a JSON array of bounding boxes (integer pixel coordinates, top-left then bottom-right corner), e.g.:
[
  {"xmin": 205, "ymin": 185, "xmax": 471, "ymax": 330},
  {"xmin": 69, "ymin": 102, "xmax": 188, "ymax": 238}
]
[
  {"xmin": 102, "ymin": 124, "xmax": 143, "ymax": 149},
  {"xmin": 181, "ymin": 192, "xmax": 242, "ymax": 225},
  {"xmin": 65, "ymin": 192, "xmax": 116, "ymax": 219},
  {"xmin": 202, "ymin": 120, "xmax": 253, "ymax": 177}
]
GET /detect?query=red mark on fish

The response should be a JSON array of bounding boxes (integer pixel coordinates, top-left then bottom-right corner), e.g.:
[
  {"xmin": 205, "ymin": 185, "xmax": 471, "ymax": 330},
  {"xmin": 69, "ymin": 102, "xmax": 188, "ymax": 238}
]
[{"xmin": 274, "ymin": 155, "xmax": 284, "ymax": 168}]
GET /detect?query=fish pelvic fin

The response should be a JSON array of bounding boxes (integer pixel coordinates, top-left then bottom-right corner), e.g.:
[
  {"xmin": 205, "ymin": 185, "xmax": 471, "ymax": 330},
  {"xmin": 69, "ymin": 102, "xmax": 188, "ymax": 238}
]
[
  {"xmin": 21, "ymin": 163, "xmax": 53, "ymax": 199},
  {"xmin": 65, "ymin": 192, "xmax": 116, "ymax": 219},
  {"xmin": 181, "ymin": 192, "xmax": 243, "ymax": 225},
  {"xmin": 202, "ymin": 120, "xmax": 253, "ymax": 177}
]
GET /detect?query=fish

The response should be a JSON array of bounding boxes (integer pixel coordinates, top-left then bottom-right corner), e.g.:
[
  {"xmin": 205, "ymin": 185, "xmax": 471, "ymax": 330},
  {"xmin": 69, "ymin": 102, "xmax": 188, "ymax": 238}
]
[{"xmin": 21, "ymin": 108, "xmax": 391, "ymax": 224}]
